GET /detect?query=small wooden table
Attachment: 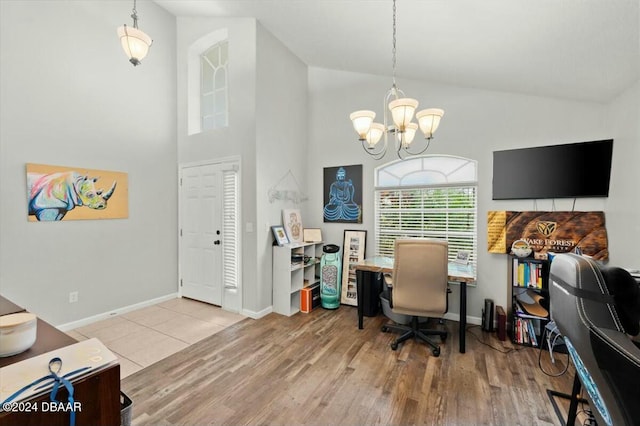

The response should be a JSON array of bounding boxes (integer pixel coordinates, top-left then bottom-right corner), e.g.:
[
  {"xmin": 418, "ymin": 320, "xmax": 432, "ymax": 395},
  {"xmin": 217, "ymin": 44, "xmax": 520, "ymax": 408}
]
[
  {"xmin": 0, "ymin": 296, "xmax": 121, "ymax": 426},
  {"xmin": 354, "ymin": 257, "xmax": 476, "ymax": 353}
]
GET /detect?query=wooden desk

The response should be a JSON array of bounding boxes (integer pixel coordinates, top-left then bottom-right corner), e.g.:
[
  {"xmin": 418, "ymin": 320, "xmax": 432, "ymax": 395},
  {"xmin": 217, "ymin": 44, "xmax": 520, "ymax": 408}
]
[{"xmin": 354, "ymin": 257, "xmax": 476, "ymax": 353}]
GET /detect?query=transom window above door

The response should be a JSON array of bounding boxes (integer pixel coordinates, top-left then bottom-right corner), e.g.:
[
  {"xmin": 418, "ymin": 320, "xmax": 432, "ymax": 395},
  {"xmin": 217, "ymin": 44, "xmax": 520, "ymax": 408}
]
[{"xmin": 187, "ymin": 28, "xmax": 228, "ymax": 135}]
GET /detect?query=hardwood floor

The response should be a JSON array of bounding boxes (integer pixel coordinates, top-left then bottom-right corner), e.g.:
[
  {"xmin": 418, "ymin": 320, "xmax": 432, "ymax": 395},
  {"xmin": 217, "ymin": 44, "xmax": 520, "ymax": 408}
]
[{"xmin": 122, "ymin": 306, "xmax": 575, "ymax": 425}]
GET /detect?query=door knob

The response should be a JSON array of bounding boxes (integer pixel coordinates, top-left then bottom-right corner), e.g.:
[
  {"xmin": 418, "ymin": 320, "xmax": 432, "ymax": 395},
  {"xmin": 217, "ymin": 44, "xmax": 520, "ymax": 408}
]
[{"xmin": 214, "ymin": 240, "xmax": 221, "ymax": 245}]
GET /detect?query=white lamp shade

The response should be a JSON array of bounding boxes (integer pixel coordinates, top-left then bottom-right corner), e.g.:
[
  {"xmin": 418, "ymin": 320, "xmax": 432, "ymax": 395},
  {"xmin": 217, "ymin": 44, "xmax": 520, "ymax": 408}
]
[
  {"xmin": 388, "ymin": 98, "xmax": 418, "ymax": 131},
  {"xmin": 118, "ymin": 24, "xmax": 152, "ymax": 65},
  {"xmin": 350, "ymin": 110, "xmax": 376, "ymax": 140},
  {"xmin": 416, "ymin": 108, "xmax": 444, "ymax": 139},
  {"xmin": 365, "ymin": 122, "xmax": 385, "ymax": 148},
  {"xmin": 398, "ymin": 122, "xmax": 418, "ymax": 147}
]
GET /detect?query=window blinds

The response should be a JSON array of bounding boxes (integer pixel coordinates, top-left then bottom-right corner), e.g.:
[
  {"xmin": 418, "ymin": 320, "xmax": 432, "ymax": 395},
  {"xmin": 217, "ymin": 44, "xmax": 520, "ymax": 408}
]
[
  {"xmin": 222, "ymin": 170, "xmax": 239, "ymax": 290},
  {"xmin": 375, "ymin": 186, "xmax": 477, "ymax": 269}
]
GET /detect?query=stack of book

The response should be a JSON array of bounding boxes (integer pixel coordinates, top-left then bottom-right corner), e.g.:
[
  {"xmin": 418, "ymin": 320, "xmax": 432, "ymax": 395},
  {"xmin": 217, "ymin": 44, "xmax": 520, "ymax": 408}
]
[{"xmin": 513, "ymin": 317, "xmax": 539, "ymax": 346}]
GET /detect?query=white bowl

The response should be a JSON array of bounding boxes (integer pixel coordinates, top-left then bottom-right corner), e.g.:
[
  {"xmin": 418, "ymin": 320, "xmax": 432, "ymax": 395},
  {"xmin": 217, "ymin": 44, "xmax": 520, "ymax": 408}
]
[{"xmin": 0, "ymin": 312, "xmax": 37, "ymax": 357}]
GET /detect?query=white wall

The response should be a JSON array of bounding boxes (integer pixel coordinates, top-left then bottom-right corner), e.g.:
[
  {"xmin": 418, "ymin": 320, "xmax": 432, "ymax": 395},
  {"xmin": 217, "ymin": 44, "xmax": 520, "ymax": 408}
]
[
  {"xmin": 307, "ymin": 67, "xmax": 623, "ymax": 320},
  {"xmin": 0, "ymin": 0, "xmax": 177, "ymax": 325},
  {"xmin": 255, "ymin": 23, "xmax": 308, "ymax": 312},
  {"xmin": 604, "ymin": 81, "xmax": 640, "ymax": 267}
]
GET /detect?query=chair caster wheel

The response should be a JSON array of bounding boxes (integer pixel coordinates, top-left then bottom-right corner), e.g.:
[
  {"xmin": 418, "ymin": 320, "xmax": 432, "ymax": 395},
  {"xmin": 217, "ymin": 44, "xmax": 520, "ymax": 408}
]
[
  {"xmin": 381, "ymin": 326, "xmax": 389, "ymax": 332},
  {"xmin": 391, "ymin": 342, "xmax": 398, "ymax": 351},
  {"xmin": 441, "ymin": 333, "xmax": 448, "ymax": 342},
  {"xmin": 432, "ymin": 347, "xmax": 441, "ymax": 357}
]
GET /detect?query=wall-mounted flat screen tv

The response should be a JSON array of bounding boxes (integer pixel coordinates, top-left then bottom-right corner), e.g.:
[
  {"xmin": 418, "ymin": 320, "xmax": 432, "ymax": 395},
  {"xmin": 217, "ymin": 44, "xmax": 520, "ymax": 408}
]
[{"xmin": 492, "ymin": 139, "xmax": 613, "ymax": 200}]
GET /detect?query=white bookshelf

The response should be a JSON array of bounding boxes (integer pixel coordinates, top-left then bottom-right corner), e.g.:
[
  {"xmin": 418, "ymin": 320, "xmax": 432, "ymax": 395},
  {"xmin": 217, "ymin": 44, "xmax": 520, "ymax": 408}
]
[{"xmin": 273, "ymin": 242, "xmax": 323, "ymax": 316}]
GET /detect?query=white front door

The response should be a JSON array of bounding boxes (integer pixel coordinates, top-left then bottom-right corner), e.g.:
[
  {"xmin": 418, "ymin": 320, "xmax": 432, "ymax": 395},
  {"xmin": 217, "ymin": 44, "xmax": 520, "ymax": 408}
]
[{"xmin": 180, "ymin": 163, "xmax": 224, "ymax": 305}]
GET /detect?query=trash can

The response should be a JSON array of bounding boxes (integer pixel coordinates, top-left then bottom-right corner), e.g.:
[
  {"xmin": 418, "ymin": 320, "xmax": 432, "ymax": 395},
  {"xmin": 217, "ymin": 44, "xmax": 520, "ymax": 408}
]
[
  {"xmin": 121, "ymin": 392, "xmax": 133, "ymax": 426},
  {"xmin": 320, "ymin": 244, "xmax": 341, "ymax": 309}
]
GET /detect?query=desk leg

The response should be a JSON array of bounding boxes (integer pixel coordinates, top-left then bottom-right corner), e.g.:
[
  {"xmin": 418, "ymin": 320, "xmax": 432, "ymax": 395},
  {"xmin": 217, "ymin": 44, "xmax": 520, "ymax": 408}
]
[
  {"xmin": 356, "ymin": 269, "xmax": 364, "ymax": 329},
  {"xmin": 459, "ymin": 281, "xmax": 467, "ymax": 353}
]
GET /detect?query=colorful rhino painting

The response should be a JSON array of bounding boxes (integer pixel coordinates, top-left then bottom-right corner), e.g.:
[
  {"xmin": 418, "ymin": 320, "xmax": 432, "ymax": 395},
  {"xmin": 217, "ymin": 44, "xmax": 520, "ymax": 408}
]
[{"xmin": 26, "ymin": 164, "xmax": 128, "ymax": 221}]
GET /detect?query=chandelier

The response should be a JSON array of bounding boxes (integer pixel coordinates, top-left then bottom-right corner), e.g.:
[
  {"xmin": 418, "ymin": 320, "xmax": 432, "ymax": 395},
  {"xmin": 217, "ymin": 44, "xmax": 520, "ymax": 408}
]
[
  {"xmin": 349, "ymin": 0, "xmax": 444, "ymax": 160},
  {"xmin": 117, "ymin": 0, "xmax": 153, "ymax": 66}
]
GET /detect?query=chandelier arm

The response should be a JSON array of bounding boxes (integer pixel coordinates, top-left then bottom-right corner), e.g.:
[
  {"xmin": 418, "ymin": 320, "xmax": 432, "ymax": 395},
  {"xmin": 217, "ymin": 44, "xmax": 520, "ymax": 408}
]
[
  {"xmin": 396, "ymin": 142, "xmax": 408, "ymax": 160},
  {"xmin": 402, "ymin": 138, "xmax": 432, "ymax": 156},
  {"xmin": 362, "ymin": 139, "xmax": 388, "ymax": 160}
]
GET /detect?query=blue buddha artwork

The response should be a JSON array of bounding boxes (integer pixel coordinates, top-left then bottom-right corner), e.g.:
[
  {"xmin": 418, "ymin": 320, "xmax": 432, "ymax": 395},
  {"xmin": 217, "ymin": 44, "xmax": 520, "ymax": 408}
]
[{"xmin": 323, "ymin": 164, "xmax": 362, "ymax": 223}]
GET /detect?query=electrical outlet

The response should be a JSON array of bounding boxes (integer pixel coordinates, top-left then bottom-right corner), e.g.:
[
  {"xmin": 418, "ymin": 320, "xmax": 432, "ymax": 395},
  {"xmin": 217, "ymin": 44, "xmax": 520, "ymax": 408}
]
[{"xmin": 69, "ymin": 291, "xmax": 79, "ymax": 303}]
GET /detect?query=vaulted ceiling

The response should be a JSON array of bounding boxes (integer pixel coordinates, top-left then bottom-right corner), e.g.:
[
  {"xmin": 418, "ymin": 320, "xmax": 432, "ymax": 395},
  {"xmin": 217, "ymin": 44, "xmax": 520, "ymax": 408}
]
[{"xmin": 155, "ymin": 0, "xmax": 639, "ymax": 103}]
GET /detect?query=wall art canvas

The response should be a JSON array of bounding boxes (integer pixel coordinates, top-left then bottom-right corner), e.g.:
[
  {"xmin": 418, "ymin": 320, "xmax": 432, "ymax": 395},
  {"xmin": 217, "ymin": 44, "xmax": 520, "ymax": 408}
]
[
  {"xmin": 323, "ymin": 164, "xmax": 362, "ymax": 223},
  {"xmin": 341, "ymin": 229, "xmax": 366, "ymax": 306},
  {"xmin": 282, "ymin": 208, "xmax": 303, "ymax": 243},
  {"xmin": 26, "ymin": 163, "xmax": 128, "ymax": 221},
  {"xmin": 487, "ymin": 210, "xmax": 608, "ymax": 260}
]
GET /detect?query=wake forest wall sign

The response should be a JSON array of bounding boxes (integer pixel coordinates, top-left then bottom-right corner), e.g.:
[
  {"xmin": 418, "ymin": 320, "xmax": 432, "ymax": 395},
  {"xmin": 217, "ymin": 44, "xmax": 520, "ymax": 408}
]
[{"xmin": 487, "ymin": 211, "xmax": 609, "ymax": 260}]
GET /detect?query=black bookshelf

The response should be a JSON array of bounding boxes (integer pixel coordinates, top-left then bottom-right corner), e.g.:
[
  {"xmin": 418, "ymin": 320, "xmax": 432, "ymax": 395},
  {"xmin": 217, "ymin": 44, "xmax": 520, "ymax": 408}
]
[{"xmin": 507, "ymin": 255, "xmax": 551, "ymax": 347}]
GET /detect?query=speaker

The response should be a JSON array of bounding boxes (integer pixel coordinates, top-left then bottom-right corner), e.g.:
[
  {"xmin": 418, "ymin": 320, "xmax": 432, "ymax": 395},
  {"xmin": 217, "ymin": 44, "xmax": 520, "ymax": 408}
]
[{"xmin": 482, "ymin": 298, "xmax": 494, "ymax": 331}]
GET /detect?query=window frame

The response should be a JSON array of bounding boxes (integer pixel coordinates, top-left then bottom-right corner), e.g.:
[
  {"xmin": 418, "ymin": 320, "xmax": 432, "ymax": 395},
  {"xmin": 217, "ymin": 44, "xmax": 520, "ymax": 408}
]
[
  {"xmin": 187, "ymin": 28, "xmax": 228, "ymax": 135},
  {"xmin": 200, "ymin": 41, "xmax": 228, "ymax": 131},
  {"xmin": 374, "ymin": 155, "xmax": 478, "ymax": 273}
]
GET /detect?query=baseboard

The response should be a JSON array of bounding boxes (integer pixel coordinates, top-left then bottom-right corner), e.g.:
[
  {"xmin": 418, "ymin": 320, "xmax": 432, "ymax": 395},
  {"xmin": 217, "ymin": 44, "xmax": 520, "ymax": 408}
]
[
  {"xmin": 443, "ymin": 312, "xmax": 482, "ymax": 326},
  {"xmin": 243, "ymin": 306, "xmax": 272, "ymax": 319},
  {"xmin": 56, "ymin": 293, "xmax": 179, "ymax": 332}
]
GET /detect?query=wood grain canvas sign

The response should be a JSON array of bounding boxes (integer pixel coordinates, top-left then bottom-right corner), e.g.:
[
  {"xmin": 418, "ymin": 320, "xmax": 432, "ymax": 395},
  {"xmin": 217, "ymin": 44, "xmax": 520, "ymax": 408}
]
[
  {"xmin": 27, "ymin": 163, "xmax": 128, "ymax": 221},
  {"xmin": 487, "ymin": 211, "xmax": 608, "ymax": 260}
]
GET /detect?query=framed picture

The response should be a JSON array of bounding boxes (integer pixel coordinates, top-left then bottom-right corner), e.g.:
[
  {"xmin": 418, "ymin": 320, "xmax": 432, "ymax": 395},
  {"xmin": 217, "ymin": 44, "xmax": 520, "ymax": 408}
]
[
  {"xmin": 26, "ymin": 163, "xmax": 128, "ymax": 221},
  {"xmin": 303, "ymin": 228, "xmax": 322, "ymax": 243},
  {"xmin": 323, "ymin": 164, "xmax": 363, "ymax": 223},
  {"xmin": 341, "ymin": 229, "xmax": 367, "ymax": 306},
  {"xmin": 271, "ymin": 225, "xmax": 289, "ymax": 246},
  {"xmin": 454, "ymin": 250, "xmax": 470, "ymax": 265},
  {"xmin": 282, "ymin": 209, "xmax": 303, "ymax": 243}
]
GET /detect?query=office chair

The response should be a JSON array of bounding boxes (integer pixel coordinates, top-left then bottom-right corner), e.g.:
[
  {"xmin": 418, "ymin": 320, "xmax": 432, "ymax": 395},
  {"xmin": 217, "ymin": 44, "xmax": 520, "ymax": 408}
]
[
  {"xmin": 381, "ymin": 239, "xmax": 449, "ymax": 357},
  {"xmin": 549, "ymin": 253, "xmax": 640, "ymax": 426}
]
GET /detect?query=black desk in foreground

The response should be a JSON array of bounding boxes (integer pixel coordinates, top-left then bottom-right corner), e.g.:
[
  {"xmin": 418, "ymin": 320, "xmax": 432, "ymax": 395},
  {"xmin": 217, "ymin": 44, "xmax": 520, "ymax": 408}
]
[{"xmin": 354, "ymin": 257, "xmax": 476, "ymax": 353}]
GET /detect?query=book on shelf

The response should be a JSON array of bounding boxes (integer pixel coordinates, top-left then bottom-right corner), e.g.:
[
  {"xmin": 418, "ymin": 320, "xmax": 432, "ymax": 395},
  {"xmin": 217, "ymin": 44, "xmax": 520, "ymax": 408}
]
[
  {"xmin": 512, "ymin": 259, "xmax": 543, "ymax": 288},
  {"xmin": 513, "ymin": 318, "xmax": 535, "ymax": 346},
  {"xmin": 513, "ymin": 316, "xmax": 542, "ymax": 347},
  {"xmin": 527, "ymin": 320, "xmax": 538, "ymax": 347}
]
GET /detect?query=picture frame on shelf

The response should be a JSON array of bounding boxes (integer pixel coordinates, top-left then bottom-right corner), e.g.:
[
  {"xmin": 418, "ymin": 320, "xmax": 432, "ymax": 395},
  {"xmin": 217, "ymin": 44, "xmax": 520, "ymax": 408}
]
[
  {"xmin": 271, "ymin": 225, "xmax": 289, "ymax": 246},
  {"xmin": 454, "ymin": 250, "xmax": 470, "ymax": 265},
  {"xmin": 303, "ymin": 228, "xmax": 322, "ymax": 243},
  {"xmin": 340, "ymin": 229, "xmax": 367, "ymax": 306},
  {"xmin": 282, "ymin": 209, "xmax": 303, "ymax": 243}
]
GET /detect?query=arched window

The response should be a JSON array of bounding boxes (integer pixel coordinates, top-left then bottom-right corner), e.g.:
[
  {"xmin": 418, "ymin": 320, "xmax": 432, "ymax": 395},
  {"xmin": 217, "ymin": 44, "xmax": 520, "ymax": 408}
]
[
  {"xmin": 187, "ymin": 29, "xmax": 228, "ymax": 135},
  {"xmin": 200, "ymin": 41, "xmax": 228, "ymax": 131},
  {"xmin": 375, "ymin": 155, "xmax": 478, "ymax": 270}
]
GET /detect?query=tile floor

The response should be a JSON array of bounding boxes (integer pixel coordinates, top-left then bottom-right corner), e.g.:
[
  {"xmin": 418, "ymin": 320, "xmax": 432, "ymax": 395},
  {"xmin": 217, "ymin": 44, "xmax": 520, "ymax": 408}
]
[{"xmin": 66, "ymin": 297, "xmax": 245, "ymax": 379}]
